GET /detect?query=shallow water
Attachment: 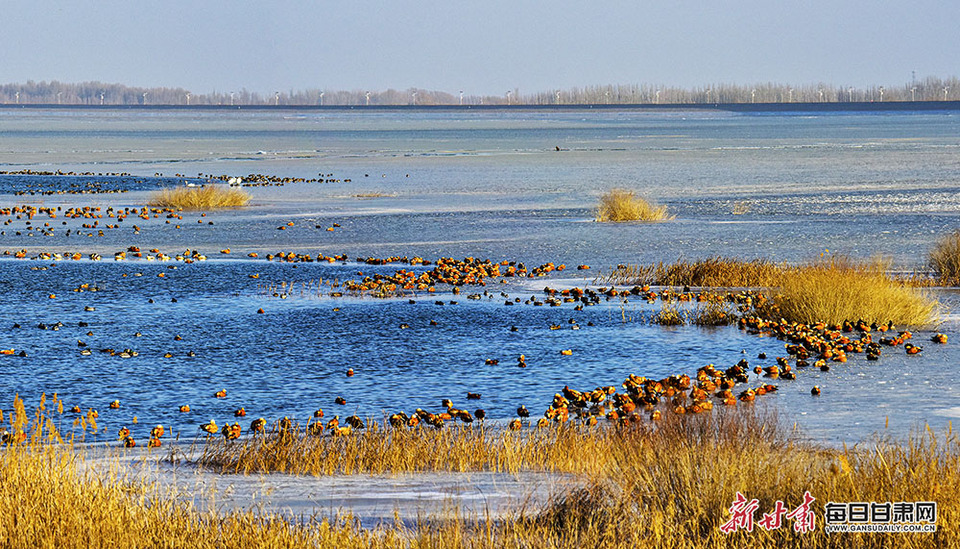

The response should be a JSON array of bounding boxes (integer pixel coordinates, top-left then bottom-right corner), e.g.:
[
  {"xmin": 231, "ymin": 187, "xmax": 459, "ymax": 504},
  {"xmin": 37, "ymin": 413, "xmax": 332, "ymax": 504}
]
[{"xmin": 0, "ymin": 107, "xmax": 958, "ymax": 453}]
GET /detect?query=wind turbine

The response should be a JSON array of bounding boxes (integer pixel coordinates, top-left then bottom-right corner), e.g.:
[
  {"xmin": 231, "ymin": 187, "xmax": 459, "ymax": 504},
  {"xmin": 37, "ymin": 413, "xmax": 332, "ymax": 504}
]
[
  {"xmin": 230, "ymin": 92, "xmax": 235, "ymax": 106},
  {"xmin": 319, "ymin": 92, "xmax": 324, "ymax": 106},
  {"xmin": 459, "ymin": 90, "xmax": 463, "ymax": 105},
  {"xmin": 556, "ymin": 90, "xmax": 561, "ymax": 104},
  {"xmin": 788, "ymin": 88, "xmax": 793, "ymax": 102},
  {"xmin": 15, "ymin": 91, "xmax": 19, "ymax": 104},
  {"xmin": 818, "ymin": 88, "xmax": 823, "ymax": 102},
  {"xmin": 505, "ymin": 90, "xmax": 512, "ymax": 105},
  {"xmin": 274, "ymin": 92, "xmax": 280, "ymax": 106},
  {"xmin": 411, "ymin": 91, "xmax": 417, "ymax": 105},
  {"xmin": 142, "ymin": 92, "xmax": 148, "ymax": 105},
  {"xmin": 944, "ymin": 87, "xmax": 950, "ymax": 101},
  {"xmin": 751, "ymin": 89, "xmax": 756, "ymax": 103},
  {"xmin": 100, "ymin": 92, "xmax": 104, "ymax": 105},
  {"xmin": 878, "ymin": 87, "xmax": 884, "ymax": 102},
  {"xmin": 185, "ymin": 93, "xmax": 191, "ymax": 105},
  {"xmin": 911, "ymin": 87, "xmax": 917, "ymax": 101},
  {"xmin": 655, "ymin": 89, "xmax": 661, "ymax": 104},
  {"xmin": 848, "ymin": 87, "xmax": 854, "ymax": 102},
  {"xmin": 57, "ymin": 92, "xmax": 62, "ymax": 105},
  {"xmin": 365, "ymin": 92, "xmax": 371, "ymax": 106}
]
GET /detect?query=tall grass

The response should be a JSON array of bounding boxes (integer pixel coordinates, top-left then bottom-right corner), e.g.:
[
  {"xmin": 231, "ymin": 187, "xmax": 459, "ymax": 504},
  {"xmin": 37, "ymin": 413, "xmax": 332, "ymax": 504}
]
[
  {"xmin": 602, "ymin": 256, "xmax": 937, "ymax": 327},
  {"xmin": 767, "ymin": 257, "xmax": 937, "ymax": 327},
  {"xmin": 1, "ymin": 395, "xmax": 957, "ymax": 547},
  {"xmin": 516, "ymin": 420, "xmax": 959, "ymax": 548},
  {"xmin": 595, "ymin": 189, "xmax": 672, "ymax": 222},
  {"xmin": 148, "ymin": 185, "xmax": 251, "ymax": 210},
  {"xmin": 603, "ymin": 257, "xmax": 783, "ymax": 287},
  {"xmin": 197, "ymin": 420, "xmax": 620, "ymax": 476},
  {"xmin": 929, "ymin": 230, "xmax": 960, "ymax": 286},
  {"xmin": 0, "ymin": 395, "xmax": 398, "ymax": 548}
]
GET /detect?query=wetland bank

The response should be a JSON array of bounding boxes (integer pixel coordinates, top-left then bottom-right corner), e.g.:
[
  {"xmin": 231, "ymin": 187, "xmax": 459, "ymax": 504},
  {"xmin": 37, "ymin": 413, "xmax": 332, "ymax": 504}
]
[{"xmin": 0, "ymin": 107, "xmax": 959, "ymax": 547}]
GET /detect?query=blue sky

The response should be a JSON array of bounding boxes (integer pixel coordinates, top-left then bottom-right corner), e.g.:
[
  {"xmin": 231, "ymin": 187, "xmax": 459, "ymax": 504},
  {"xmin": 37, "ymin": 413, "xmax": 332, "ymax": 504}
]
[{"xmin": 3, "ymin": 1, "xmax": 956, "ymax": 95}]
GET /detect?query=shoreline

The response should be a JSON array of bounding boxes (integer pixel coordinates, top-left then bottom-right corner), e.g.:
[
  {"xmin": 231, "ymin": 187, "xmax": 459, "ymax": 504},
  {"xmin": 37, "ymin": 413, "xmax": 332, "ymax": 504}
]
[{"xmin": 0, "ymin": 100, "xmax": 958, "ymax": 113}]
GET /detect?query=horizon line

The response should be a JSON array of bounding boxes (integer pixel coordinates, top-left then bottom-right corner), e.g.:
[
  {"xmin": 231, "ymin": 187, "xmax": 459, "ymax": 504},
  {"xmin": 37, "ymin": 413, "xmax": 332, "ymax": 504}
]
[{"xmin": 0, "ymin": 100, "xmax": 957, "ymax": 112}]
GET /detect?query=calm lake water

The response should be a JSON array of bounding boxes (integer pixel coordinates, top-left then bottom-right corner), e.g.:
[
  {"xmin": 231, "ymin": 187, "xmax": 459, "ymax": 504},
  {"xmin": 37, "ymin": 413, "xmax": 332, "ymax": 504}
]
[{"xmin": 0, "ymin": 107, "xmax": 958, "ymax": 447}]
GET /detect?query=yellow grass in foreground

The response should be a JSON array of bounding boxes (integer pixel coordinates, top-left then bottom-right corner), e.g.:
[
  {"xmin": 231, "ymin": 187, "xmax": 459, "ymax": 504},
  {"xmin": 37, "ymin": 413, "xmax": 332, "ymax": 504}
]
[
  {"xmin": 148, "ymin": 185, "xmax": 251, "ymax": 210},
  {"xmin": 197, "ymin": 419, "xmax": 618, "ymax": 476},
  {"xmin": 0, "ymin": 395, "xmax": 957, "ymax": 547},
  {"xmin": 595, "ymin": 189, "xmax": 672, "ymax": 222}
]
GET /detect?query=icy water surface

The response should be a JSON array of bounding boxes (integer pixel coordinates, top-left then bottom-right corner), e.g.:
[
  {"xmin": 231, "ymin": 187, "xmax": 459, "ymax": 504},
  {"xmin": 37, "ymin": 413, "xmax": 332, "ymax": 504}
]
[{"xmin": 0, "ymin": 107, "xmax": 958, "ymax": 451}]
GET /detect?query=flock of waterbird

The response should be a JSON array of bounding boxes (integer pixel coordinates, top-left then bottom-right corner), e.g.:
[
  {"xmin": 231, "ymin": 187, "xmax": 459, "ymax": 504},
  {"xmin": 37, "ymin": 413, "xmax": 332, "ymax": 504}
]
[
  {"xmin": 0, "ymin": 170, "xmax": 950, "ymax": 449},
  {"xmin": 0, "ymin": 170, "xmax": 351, "ymax": 196},
  {"xmin": 3, "ymin": 254, "xmax": 947, "ymax": 449}
]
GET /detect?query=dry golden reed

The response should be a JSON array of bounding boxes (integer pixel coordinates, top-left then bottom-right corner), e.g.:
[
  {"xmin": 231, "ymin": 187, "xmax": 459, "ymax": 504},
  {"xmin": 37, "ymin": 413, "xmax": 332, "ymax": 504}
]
[
  {"xmin": 148, "ymin": 185, "xmax": 251, "ymax": 210},
  {"xmin": 1, "ymin": 395, "xmax": 957, "ymax": 548},
  {"xmin": 929, "ymin": 230, "xmax": 960, "ymax": 286},
  {"xmin": 197, "ymin": 419, "xmax": 620, "ymax": 477},
  {"xmin": 604, "ymin": 256, "xmax": 936, "ymax": 328},
  {"xmin": 602, "ymin": 257, "xmax": 784, "ymax": 288},
  {"xmin": 595, "ymin": 189, "xmax": 672, "ymax": 222},
  {"xmin": 768, "ymin": 256, "xmax": 937, "ymax": 327}
]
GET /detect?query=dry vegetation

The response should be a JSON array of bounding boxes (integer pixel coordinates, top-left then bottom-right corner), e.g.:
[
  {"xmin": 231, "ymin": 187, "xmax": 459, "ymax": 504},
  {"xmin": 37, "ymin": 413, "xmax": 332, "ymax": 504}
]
[
  {"xmin": 148, "ymin": 185, "xmax": 251, "ymax": 210},
  {"xmin": 603, "ymin": 257, "xmax": 783, "ymax": 288},
  {"xmin": 1, "ymin": 395, "xmax": 956, "ymax": 548},
  {"xmin": 595, "ymin": 189, "xmax": 672, "ymax": 222},
  {"xmin": 929, "ymin": 230, "xmax": 960, "ymax": 286},
  {"xmin": 197, "ymin": 419, "xmax": 618, "ymax": 476},
  {"xmin": 604, "ymin": 256, "xmax": 937, "ymax": 328},
  {"xmin": 765, "ymin": 257, "xmax": 937, "ymax": 327}
]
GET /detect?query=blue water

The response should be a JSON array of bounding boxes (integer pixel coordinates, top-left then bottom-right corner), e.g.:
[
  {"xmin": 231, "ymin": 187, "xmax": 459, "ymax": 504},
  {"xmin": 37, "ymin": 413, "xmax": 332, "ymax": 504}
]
[{"xmin": 0, "ymin": 107, "xmax": 958, "ymax": 446}]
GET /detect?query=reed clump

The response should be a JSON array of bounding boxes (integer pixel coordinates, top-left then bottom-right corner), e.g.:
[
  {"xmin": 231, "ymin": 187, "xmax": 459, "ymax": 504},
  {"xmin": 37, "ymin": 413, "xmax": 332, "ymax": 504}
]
[
  {"xmin": 651, "ymin": 302, "xmax": 686, "ymax": 325},
  {"xmin": 603, "ymin": 257, "xmax": 784, "ymax": 287},
  {"xmin": 148, "ymin": 185, "xmax": 250, "ymax": 210},
  {"xmin": 692, "ymin": 299, "xmax": 735, "ymax": 326},
  {"xmin": 197, "ymin": 420, "xmax": 620, "ymax": 477},
  {"xmin": 0, "ymin": 395, "xmax": 400, "ymax": 548},
  {"xmin": 595, "ymin": 189, "xmax": 672, "ymax": 222},
  {"xmin": 514, "ymin": 420, "xmax": 959, "ymax": 548},
  {"xmin": 766, "ymin": 256, "xmax": 937, "ymax": 327},
  {"xmin": 929, "ymin": 230, "xmax": 960, "ymax": 286}
]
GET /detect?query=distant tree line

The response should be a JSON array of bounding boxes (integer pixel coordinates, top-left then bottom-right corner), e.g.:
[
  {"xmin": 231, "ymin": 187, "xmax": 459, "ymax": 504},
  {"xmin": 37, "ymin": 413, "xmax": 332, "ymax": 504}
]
[{"xmin": 1, "ymin": 77, "xmax": 958, "ymax": 106}]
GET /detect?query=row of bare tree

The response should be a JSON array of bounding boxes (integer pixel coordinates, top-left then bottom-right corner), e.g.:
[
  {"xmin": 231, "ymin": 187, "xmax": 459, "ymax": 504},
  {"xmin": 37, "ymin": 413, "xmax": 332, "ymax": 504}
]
[{"xmin": 1, "ymin": 77, "xmax": 958, "ymax": 106}]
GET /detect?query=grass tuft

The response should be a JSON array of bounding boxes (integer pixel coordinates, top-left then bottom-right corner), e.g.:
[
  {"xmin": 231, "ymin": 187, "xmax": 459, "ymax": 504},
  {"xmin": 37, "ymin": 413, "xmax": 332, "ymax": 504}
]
[
  {"xmin": 595, "ymin": 189, "xmax": 672, "ymax": 222},
  {"xmin": 929, "ymin": 230, "xmax": 960, "ymax": 286},
  {"xmin": 766, "ymin": 256, "xmax": 937, "ymax": 327},
  {"xmin": 602, "ymin": 257, "xmax": 784, "ymax": 288},
  {"xmin": 148, "ymin": 185, "xmax": 251, "ymax": 210}
]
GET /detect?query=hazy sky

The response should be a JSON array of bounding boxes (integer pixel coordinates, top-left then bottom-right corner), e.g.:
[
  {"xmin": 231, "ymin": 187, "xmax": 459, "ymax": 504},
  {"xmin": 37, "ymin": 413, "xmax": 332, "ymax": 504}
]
[{"xmin": 3, "ymin": 1, "xmax": 957, "ymax": 95}]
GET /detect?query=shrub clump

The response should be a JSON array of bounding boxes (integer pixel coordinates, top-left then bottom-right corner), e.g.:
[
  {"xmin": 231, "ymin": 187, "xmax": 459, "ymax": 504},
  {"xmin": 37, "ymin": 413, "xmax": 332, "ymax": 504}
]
[
  {"xmin": 603, "ymin": 257, "xmax": 783, "ymax": 288},
  {"xmin": 929, "ymin": 230, "xmax": 960, "ymax": 286},
  {"xmin": 767, "ymin": 256, "xmax": 937, "ymax": 327},
  {"xmin": 148, "ymin": 185, "xmax": 251, "ymax": 210},
  {"xmin": 595, "ymin": 189, "xmax": 672, "ymax": 222}
]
